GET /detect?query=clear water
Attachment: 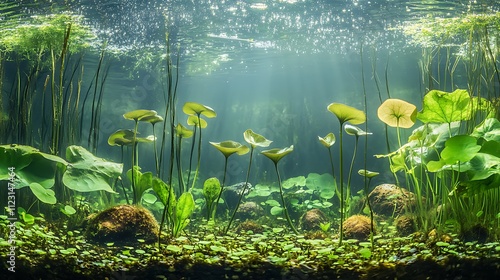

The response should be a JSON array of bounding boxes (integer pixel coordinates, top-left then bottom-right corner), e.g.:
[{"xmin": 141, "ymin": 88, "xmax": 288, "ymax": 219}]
[{"xmin": 4, "ymin": 0, "xmax": 500, "ymax": 189}]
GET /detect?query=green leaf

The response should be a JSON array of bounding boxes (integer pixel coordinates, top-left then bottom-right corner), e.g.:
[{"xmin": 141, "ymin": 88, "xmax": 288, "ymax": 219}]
[
  {"xmin": 282, "ymin": 176, "xmax": 306, "ymax": 189},
  {"xmin": 327, "ymin": 103, "xmax": 366, "ymax": 125},
  {"xmin": 417, "ymin": 89, "xmax": 471, "ymax": 123},
  {"xmin": 174, "ymin": 192, "xmax": 195, "ymax": 237},
  {"xmin": 29, "ymin": 182, "xmax": 56, "ymax": 204},
  {"xmin": 265, "ymin": 199, "xmax": 281, "ymax": 207},
  {"xmin": 152, "ymin": 176, "xmax": 175, "ymax": 208},
  {"xmin": 0, "ymin": 144, "xmax": 66, "ymax": 189},
  {"xmin": 63, "ymin": 146, "xmax": 121, "ymax": 193},
  {"xmin": 471, "ymin": 118, "xmax": 500, "ymax": 142},
  {"xmin": 270, "ymin": 206, "xmax": 283, "ymax": 215},
  {"xmin": 468, "ymin": 153, "xmax": 500, "ymax": 180},
  {"xmin": 305, "ymin": 173, "xmax": 336, "ymax": 199},
  {"xmin": 261, "ymin": 145, "xmax": 294, "ymax": 164},
  {"xmin": 141, "ymin": 193, "xmax": 157, "ymax": 204},
  {"xmin": 61, "ymin": 205, "xmax": 76, "ymax": 215},
  {"xmin": 358, "ymin": 247, "xmax": 372, "ymax": 259},
  {"xmin": 202, "ymin": 177, "xmax": 221, "ymax": 202},
  {"xmin": 441, "ymin": 135, "xmax": 481, "ymax": 164}
]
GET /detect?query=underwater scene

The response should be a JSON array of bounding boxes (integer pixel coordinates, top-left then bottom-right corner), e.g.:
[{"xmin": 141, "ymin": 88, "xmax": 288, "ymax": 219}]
[{"xmin": 1, "ymin": 0, "xmax": 500, "ymax": 279}]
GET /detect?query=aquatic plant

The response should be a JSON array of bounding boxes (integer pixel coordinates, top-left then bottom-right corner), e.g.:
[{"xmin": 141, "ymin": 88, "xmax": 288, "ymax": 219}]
[
  {"xmin": 400, "ymin": 12, "xmax": 500, "ymax": 106},
  {"xmin": 174, "ymin": 123, "xmax": 194, "ymax": 194},
  {"xmin": 173, "ymin": 192, "xmax": 195, "ymax": 237},
  {"xmin": 344, "ymin": 124, "xmax": 372, "ymax": 213},
  {"xmin": 0, "ymin": 144, "xmax": 121, "ymax": 218},
  {"xmin": 182, "ymin": 102, "xmax": 217, "ymax": 192},
  {"xmin": 318, "ymin": 133, "xmax": 338, "ymax": 198},
  {"xmin": 377, "ymin": 98, "xmax": 417, "ymax": 146},
  {"xmin": 283, "ymin": 173, "xmax": 335, "ymax": 214},
  {"xmin": 327, "ymin": 103, "xmax": 366, "ymax": 245},
  {"xmin": 202, "ymin": 177, "xmax": 222, "ymax": 221},
  {"xmin": 209, "ymin": 140, "xmax": 249, "ymax": 221},
  {"xmin": 357, "ymin": 169, "xmax": 379, "ymax": 249},
  {"xmin": 225, "ymin": 129, "xmax": 272, "ymax": 234},
  {"xmin": 261, "ymin": 145, "xmax": 299, "ymax": 234},
  {"xmin": 122, "ymin": 109, "xmax": 158, "ymax": 204},
  {"xmin": 141, "ymin": 114, "xmax": 164, "ymax": 176},
  {"xmin": 0, "ymin": 12, "xmax": 101, "ymax": 156}
]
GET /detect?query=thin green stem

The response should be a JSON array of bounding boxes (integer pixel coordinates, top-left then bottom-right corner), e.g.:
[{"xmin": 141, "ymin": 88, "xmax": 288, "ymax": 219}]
[
  {"xmin": 338, "ymin": 122, "xmax": 345, "ymax": 245},
  {"xmin": 275, "ymin": 162, "xmax": 298, "ymax": 234},
  {"xmin": 213, "ymin": 155, "xmax": 229, "ymax": 221},
  {"xmin": 225, "ymin": 147, "xmax": 254, "ymax": 234}
]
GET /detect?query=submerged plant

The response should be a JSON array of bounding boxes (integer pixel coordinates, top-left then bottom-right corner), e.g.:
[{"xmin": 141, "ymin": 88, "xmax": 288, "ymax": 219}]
[
  {"xmin": 358, "ymin": 169, "xmax": 379, "ymax": 249},
  {"xmin": 318, "ymin": 132, "xmax": 337, "ymax": 197},
  {"xmin": 122, "ymin": 109, "xmax": 158, "ymax": 204},
  {"xmin": 225, "ymin": 129, "xmax": 272, "ymax": 234},
  {"xmin": 174, "ymin": 123, "xmax": 194, "ymax": 194},
  {"xmin": 344, "ymin": 124, "xmax": 372, "ymax": 213},
  {"xmin": 261, "ymin": 145, "xmax": 298, "ymax": 234},
  {"xmin": 183, "ymin": 102, "xmax": 217, "ymax": 192},
  {"xmin": 202, "ymin": 177, "xmax": 222, "ymax": 221},
  {"xmin": 327, "ymin": 103, "xmax": 366, "ymax": 245},
  {"xmin": 209, "ymin": 140, "xmax": 249, "ymax": 221},
  {"xmin": 377, "ymin": 98, "xmax": 417, "ymax": 146}
]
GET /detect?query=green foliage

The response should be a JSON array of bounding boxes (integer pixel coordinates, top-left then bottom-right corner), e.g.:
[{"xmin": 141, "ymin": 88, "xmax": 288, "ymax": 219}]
[
  {"xmin": 173, "ymin": 192, "xmax": 195, "ymax": 237},
  {"xmin": 417, "ymin": 89, "xmax": 472, "ymax": 124},
  {"xmin": 0, "ymin": 13, "xmax": 97, "ymax": 59},
  {"xmin": 319, "ymin": 222, "xmax": 331, "ymax": 232},
  {"xmin": 202, "ymin": 177, "xmax": 221, "ymax": 220},
  {"xmin": 63, "ymin": 146, "xmax": 122, "ymax": 194},
  {"xmin": 305, "ymin": 173, "xmax": 336, "ymax": 199},
  {"xmin": 29, "ymin": 182, "xmax": 57, "ymax": 205},
  {"xmin": 152, "ymin": 177, "xmax": 175, "ymax": 208},
  {"xmin": 400, "ymin": 12, "xmax": 500, "ymax": 48},
  {"xmin": 327, "ymin": 103, "xmax": 366, "ymax": 125},
  {"xmin": 0, "ymin": 144, "xmax": 67, "ymax": 189},
  {"xmin": 126, "ymin": 167, "xmax": 153, "ymax": 204},
  {"xmin": 17, "ymin": 207, "xmax": 35, "ymax": 224}
]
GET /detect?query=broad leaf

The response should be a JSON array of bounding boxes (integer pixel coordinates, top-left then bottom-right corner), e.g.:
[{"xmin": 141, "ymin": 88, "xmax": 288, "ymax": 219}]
[
  {"xmin": 468, "ymin": 153, "xmax": 500, "ymax": 181},
  {"xmin": 29, "ymin": 182, "xmax": 56, "ymax": 204},
  {"xmin": 327, "ymin": 103, "xmax": 366, "ymax": 125},
  {"xmin": 0, "ymin": 144, "xmax": 66, "ymax": 189},
  {"xmin": 417, "ymin": 89, "xmax": 471, "ymax": 123},
  {"xmin": 63, "ymin": 146, "xmax": 121, "ymax": 193},
  {"xmin": 441, "ymin": 135, "xmax": 481, "ymax": 164},
  {"xmin": 471, "ymin": 118, "xmax": 500, "ymax": 142}
]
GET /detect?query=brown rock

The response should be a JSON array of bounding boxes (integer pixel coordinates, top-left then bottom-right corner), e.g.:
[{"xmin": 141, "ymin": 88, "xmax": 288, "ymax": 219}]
[
  {"xmin": 342, "ymin": 214, "xmax": 374, "ymax": 241},
  {"xmin": 85, "ymin": 204, "xmax": 159, "ymax": 245},
  {"xmin": 300, "ymin": 208, "xmax": 328, "ymax": 231},
  {"xmin": 236, "ymin": 201, "xmax": 264, "ymax": 221},
  {"xmin": 369, "ymin": 184, "xmax": 418, "ymax": 216}
]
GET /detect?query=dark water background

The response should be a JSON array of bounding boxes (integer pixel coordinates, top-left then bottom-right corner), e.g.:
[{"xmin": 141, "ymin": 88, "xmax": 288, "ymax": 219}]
[{"xmin": 6, "ymin": 0, "xmax": 500, "ymax": 192}]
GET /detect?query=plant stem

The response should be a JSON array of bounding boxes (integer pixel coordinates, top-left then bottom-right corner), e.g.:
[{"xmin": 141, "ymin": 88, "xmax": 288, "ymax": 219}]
[
  {"xmin": 274, "ymin": 162, "xmax": 299, "ymax": 234},
  {"xmin": 225, "ymin": 146, "xmax": 254, "ymax": 234},
  {"xmin": 338, "ymin": 121, "xmax": 345, "ymax": 245},
  {"xmin": 213, "ymin": 155, "xmax": 229, "ymax": 221}
]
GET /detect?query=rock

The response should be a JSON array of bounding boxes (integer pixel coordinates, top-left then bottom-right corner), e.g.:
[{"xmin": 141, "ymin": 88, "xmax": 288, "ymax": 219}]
[
  {"xmin": 460, "ymin": 224, "xmax": 489, "ymax": 243},
  {"xmin": 236, "ymin": 201, "xmax": 264, "ymax": 220},
  {"xmin": 342, "ymin": 214, "xmax": 374, "ymax": 241},
  {"xmin": 85, "ymin": 204, "xmax": 159, "ymax": 245},
  {"xmin": 300, "ymin": 209, "xmax": 328, "ymax": 231},
  {"xmin": 368, "ymin": 184, "xmax": 419, "ymax": 216},
  {"xmin": 236, "ymin": 220, "xmax": 264, "ymax": 234},
  {"xmin": 395, "ymin": 214, "xmax": 417, "ymax": 236}
]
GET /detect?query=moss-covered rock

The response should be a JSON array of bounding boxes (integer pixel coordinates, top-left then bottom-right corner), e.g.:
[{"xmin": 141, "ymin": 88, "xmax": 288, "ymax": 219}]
[
  {"xmin": 343, "ymin": 214, "xmax": 374, "ymax": 241},
  {"xmin": 369, "ymin": 184, "xmax": 418, "ymax": 216},
  {"xmin": 300, "ymin": 208, "xmax": 328, "ymax": 231},
  {"xmin": 84, "ymin": 204, "xmax": 159, "ymax": 245}
]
